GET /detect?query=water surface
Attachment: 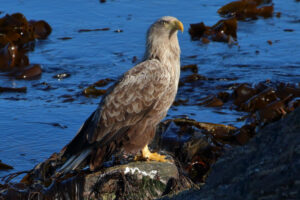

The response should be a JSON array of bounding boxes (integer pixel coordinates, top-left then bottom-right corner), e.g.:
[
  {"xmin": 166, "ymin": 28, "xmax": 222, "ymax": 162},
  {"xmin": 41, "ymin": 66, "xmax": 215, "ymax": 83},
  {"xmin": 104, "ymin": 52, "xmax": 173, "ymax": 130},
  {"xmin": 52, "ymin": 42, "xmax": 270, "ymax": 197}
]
[{"xmin": 1, "ymin": 0, "xmax": 299, "ymax": 178}]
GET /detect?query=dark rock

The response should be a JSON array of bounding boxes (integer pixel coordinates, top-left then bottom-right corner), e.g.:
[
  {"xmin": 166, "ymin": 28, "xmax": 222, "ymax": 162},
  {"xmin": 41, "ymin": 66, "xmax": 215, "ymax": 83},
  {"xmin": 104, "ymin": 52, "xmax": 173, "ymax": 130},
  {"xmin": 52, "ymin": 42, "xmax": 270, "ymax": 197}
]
[
  {"xmin": 161, "ymin": 108, "xmax": 300, "ymax": 200},
  {"xmin": 0, "ymin": 161, "xmax": 194, "ymax": 200}
]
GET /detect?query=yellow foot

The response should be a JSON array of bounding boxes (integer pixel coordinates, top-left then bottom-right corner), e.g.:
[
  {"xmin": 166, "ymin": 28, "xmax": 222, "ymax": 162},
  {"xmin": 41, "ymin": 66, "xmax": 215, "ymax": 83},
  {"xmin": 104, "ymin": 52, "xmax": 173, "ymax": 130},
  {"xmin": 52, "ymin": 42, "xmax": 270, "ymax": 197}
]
[{"xmin": 135, "ymin": 145, "xmax": 167, "ymax": 162}]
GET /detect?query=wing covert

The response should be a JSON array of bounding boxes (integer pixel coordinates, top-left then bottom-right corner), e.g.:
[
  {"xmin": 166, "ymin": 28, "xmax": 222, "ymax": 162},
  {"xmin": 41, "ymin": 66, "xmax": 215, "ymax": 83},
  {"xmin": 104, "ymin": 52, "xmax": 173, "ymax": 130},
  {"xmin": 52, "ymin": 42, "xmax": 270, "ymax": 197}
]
[{"xmin": 87, "ymin": 59, "xmax": 170, "ymax": 143}]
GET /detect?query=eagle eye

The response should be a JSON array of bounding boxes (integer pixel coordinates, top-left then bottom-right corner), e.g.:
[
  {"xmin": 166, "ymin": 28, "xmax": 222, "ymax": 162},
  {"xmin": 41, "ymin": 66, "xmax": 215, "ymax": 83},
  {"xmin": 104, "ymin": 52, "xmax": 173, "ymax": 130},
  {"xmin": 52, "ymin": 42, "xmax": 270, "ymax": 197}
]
[{"xmin": 159, "ymin": 20, "xmax": 169, "ymax": 25}]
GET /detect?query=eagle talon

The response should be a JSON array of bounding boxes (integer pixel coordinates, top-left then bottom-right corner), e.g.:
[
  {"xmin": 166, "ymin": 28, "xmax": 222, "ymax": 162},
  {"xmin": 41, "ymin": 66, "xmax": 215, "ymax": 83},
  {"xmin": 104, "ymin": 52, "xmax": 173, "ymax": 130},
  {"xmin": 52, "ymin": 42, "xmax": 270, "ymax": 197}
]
[
  {"xmin": 134, "ymin": 155, "xmax": 147, "ymax": 161},
  {"xmin": 135, "ymin": 145, "xmax": 168, "ymax": 162}
]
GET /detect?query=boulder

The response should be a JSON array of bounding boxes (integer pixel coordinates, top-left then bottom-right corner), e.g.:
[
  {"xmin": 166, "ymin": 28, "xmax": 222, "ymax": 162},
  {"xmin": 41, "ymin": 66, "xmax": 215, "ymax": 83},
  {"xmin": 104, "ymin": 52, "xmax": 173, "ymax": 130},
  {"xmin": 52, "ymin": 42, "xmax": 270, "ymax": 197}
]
[
  {"xmin": 0, "ymin": 161, "xmax": 194, "ymax": 200},
  {"xmin": 161, "ymin": 108, "xmax": 300, "ymax": 200}
]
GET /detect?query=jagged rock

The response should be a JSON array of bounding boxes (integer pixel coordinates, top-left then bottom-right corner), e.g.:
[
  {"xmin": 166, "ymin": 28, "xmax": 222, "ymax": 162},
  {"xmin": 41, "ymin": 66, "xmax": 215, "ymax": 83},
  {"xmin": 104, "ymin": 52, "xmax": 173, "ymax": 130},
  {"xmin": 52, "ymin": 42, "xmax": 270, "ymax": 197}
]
[
  {"xmin": 0, "ymin": 161, "xmax": 194, "ymax": 200},
  {"xmin": 161, "ymin": 108, "xmax": 300, "ymax": 200}
]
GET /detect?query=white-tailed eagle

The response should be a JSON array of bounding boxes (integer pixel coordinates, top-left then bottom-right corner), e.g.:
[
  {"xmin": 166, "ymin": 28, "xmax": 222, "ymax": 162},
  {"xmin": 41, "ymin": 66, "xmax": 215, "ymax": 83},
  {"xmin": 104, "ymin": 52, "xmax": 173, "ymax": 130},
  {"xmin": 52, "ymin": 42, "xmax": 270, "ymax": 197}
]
[{"xmin": 58, "ymin": 16, "xmax": 184, "ymax": 173}]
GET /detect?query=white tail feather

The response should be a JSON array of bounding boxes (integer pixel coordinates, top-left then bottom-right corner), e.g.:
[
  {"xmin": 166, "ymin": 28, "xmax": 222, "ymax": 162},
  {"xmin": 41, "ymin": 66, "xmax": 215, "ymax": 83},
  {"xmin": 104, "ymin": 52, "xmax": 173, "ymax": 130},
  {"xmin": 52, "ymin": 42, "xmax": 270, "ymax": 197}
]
[{"xmin": 56, "ymin": 148, "xmax": 92, "ymax": 174}]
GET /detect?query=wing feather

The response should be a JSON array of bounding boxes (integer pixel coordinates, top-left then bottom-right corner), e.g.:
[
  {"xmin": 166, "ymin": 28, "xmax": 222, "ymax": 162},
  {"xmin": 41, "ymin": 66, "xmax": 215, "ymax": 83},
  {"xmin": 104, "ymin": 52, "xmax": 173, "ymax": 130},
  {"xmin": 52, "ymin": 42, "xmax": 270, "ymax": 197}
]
[{"xmin": 87, "ymin": 59, "xmax": 170, "ymax": 143}]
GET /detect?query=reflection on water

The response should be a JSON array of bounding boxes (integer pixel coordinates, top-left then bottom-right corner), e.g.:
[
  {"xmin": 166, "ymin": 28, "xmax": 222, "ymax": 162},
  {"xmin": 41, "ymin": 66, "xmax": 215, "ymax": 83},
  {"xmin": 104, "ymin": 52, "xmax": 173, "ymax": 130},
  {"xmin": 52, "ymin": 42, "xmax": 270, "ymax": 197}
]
[{"xmin": 0, "ymin": 0, "xmax": 299, "ymax": 178}]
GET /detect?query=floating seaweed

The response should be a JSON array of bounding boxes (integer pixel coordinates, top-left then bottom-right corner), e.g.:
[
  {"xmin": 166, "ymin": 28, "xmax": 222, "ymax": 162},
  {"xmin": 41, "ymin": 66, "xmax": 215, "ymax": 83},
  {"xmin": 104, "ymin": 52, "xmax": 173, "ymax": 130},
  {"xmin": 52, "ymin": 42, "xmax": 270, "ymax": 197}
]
[
  {"xmin": 0, "ymin": 161, "xmax": 13, "ymax": 170},
  {"xmin": 218, "ymin": 0, "xmax": 274, "ymax": 20},
  {"xmin": 83, "ymin": 86, "xmax": 107, "ymax": 97},
  {"xmin": 0, "ymin": 13, "xmax": 51, "ymax": 80},
  {"xmin": 189, "ymin": 18, "xmax": 237, "ymax": 43},
  {"xmin": 82, "ymin": 78, "xmax": 114, "ymax": 97},
  {"xmin": 181, "ymin": 64, "xmax": 198, "ymax": 73},
  {"xmin": 0, "ymin": 86, "xmax": 27, "ymax": 93},
  {"xmin": 78, "ymin": 28, "xmax": 110, "ymax": 33}
]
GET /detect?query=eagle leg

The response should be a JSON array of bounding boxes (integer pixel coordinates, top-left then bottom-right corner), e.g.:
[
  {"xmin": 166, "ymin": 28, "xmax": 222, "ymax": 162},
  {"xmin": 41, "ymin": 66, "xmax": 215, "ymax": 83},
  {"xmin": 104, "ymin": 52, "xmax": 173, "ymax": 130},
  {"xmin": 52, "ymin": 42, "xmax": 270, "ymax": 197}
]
[{"xmin": 135, "ymin": 145, "xmax": 167, "ymax": 162}]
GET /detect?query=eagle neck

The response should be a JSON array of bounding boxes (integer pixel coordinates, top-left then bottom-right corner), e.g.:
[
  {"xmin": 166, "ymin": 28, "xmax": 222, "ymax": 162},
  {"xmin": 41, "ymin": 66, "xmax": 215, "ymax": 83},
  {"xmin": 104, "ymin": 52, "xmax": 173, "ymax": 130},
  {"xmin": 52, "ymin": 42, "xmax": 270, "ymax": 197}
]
[{"xmin": 144, "ymin": 33, "xmax": 180, "ymax": 68}]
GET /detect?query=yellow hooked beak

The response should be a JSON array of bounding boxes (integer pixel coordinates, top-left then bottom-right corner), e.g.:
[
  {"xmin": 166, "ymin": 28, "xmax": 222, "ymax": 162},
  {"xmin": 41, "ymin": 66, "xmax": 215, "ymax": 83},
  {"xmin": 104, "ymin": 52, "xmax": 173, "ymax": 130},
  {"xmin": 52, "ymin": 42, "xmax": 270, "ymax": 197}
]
[{"xmin": 173, "ymin": 19, "xmax": 184, "ymax": 32}]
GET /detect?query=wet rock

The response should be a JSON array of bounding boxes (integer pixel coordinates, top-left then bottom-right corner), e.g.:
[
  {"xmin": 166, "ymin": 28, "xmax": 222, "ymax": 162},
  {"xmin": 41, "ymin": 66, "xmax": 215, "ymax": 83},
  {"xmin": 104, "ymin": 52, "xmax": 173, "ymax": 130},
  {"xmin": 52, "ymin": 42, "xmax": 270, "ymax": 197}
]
[
  {"xmin": 85, "ymin": 162, "xmax": 192, "ymax": 200},
  {"xmin": 0, "ymin": 161, "xmax": 193, "ymax": 200},
  {"xmin": 162, "ymin": 108, "xmax": 300, "ymax": 200}
]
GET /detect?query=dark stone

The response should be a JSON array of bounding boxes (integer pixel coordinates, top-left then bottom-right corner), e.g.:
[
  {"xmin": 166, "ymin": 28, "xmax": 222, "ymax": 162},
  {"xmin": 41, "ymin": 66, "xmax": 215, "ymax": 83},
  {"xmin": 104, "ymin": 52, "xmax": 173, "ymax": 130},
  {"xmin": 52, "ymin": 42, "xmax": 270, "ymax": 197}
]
[
  {"xmin": 161, "ymin": 108, "xmax": 300, "ymax": 200},
  {"xmin": 0, "ymin": 161, "xmax": 194, "ymax": 200}
]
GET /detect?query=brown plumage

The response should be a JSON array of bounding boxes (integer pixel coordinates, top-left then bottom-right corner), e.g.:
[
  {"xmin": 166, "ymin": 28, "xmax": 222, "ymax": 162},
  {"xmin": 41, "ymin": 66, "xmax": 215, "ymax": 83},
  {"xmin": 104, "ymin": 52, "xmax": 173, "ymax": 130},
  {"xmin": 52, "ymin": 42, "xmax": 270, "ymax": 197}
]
[{"xmin": 58, "ymin": 16, "xmax": 183, "ymax": 173}]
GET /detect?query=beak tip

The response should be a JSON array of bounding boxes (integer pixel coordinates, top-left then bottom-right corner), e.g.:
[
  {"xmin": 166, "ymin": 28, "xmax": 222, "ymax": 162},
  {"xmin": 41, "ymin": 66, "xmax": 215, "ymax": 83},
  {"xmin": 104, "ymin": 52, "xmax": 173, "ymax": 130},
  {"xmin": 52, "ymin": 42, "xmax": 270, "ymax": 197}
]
[{"xmin": 174, "ymin": 19, "xmax": 184, "ymax": 33}]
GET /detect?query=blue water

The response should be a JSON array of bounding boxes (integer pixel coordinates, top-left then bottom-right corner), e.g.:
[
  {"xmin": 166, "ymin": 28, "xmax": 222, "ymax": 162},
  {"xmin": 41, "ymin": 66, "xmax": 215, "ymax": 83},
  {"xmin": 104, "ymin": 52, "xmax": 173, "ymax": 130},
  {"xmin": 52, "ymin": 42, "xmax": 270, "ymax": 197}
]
[{"xmin": 1, "ymin": 0, "xmax": 299, "ymax": 179}]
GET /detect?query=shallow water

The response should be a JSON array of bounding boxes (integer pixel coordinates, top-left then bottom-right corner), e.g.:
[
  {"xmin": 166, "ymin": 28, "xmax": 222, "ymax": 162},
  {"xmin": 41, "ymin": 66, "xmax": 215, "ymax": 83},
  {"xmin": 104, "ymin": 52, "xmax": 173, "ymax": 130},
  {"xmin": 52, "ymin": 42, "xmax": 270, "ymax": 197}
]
[{"xmin": 1, "ymin": 0, "xmax": 299, "ymax": 178}]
